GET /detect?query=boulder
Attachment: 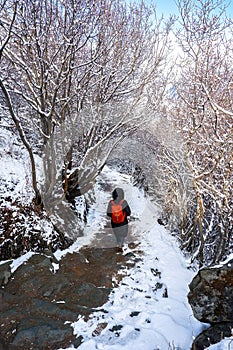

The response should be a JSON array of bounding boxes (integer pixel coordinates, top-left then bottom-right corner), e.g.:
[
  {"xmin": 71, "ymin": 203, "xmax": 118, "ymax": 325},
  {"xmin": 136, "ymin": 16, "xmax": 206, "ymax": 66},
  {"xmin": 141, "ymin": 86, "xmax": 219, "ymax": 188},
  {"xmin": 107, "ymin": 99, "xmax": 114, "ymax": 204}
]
[
  {"xmin": 188, "ymin": 259, "xmax": 233, "ymax": 323},
  {"xmin": 188, "ymin": 259, "xmax": 233, "ymax": 350}
]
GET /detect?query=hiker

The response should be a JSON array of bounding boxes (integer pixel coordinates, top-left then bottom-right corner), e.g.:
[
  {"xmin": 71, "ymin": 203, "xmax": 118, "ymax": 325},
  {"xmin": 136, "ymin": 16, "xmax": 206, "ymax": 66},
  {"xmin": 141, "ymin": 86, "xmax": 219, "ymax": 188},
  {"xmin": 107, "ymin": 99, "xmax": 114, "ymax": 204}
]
[{"xmin": 107, "ymin": 187, "xmax": 131, "ymax": 252}]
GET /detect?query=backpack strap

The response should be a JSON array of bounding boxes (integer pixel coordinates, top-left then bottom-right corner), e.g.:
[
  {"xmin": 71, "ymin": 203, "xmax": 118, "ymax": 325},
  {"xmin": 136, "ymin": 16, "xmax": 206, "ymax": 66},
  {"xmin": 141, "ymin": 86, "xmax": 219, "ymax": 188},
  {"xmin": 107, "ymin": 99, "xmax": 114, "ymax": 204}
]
[{"xmin": 119, "ymin": 199, "xmax": 124, "ymax": 206}]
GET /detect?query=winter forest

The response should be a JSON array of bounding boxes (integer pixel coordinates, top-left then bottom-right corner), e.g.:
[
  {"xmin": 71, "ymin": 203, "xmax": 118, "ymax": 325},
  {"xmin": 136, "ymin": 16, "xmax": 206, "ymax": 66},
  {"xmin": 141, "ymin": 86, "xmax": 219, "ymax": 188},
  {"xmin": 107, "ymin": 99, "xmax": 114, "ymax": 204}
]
[{"xmin": 0, "ymin": 0, "xmax": 232, "ymax": 269}]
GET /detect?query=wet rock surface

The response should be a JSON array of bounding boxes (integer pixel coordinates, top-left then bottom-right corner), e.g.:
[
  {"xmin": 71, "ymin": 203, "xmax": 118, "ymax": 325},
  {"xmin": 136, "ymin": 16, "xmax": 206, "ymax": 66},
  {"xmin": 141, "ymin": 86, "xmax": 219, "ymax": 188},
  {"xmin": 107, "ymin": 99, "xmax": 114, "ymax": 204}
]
[
  {"xmin": 188, "ymin": 259, "xmax": 233, "ymax": 350},
  {"xmin": 0, "ymin": 245, "xmax": 140, "ymax": 350}
]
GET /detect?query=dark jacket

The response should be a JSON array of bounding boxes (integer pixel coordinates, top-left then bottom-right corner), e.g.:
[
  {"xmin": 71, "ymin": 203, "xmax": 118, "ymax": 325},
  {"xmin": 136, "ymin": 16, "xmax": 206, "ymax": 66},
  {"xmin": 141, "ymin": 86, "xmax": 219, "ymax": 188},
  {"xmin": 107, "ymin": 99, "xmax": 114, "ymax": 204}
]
[{"xmin": 107, "ymin": 188, "xmax": 131, "ymax": 227}]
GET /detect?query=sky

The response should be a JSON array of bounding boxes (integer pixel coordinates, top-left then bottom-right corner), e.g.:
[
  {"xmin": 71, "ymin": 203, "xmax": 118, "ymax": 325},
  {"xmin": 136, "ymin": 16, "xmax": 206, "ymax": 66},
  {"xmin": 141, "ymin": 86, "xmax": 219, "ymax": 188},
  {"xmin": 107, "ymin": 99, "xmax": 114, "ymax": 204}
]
[
  {"xmin": 154, "ymin": 0, "xmax": 179, "ymax": 18},
  {"xmin": 153, "ymin": 0, "xmax": 233, "ymax": 19}
]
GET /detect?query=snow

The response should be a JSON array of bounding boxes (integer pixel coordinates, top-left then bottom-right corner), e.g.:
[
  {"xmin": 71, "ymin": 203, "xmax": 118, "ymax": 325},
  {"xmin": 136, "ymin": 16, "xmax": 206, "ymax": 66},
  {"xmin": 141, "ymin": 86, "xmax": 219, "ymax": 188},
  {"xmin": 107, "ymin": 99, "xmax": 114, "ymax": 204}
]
[
  {"xmin": 56, "ymin": 166, "xmax": 209, "ymax": 350},
  {"xmin": 213, "ymin": 253, "xmax": 233, "ymax": 268},
  {"xmin": 1, "ymin": 136, "xmax": 232, "ymax": 350},
  {"xmin": 10, "ymin": 251, "xmax": 35, "ymax": 273},
  {"xmin": 207, "ymin": 339, "xmax": 233, "ymax": 350},
  {"xmin": 0, "ymin": 129, "xmax": 33, "ymax": 202}
]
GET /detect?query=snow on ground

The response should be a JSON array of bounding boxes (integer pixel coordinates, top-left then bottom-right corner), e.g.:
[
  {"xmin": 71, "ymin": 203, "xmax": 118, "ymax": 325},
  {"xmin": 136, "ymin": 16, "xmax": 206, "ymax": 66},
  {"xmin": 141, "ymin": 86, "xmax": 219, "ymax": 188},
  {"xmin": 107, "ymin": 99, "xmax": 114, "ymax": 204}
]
[
  {"xmin": 1, "ymin": 136, "xmax": 232, "ymax": 350},
  {"xmin": 57, "ymin": 166, "xmax": 210, "ymax": 350},
  {"xmin": 0, "ymin": 130, "xmax": 32, "ymax": 202},
  {"xmin": 207, "ymin": 339, "xmax": 233, "ymax": 350}
]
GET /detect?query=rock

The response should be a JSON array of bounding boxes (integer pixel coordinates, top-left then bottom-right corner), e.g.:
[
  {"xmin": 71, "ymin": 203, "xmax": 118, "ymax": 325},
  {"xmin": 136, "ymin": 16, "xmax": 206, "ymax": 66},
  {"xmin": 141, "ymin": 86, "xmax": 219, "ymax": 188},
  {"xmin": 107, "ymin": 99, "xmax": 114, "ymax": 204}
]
[
  {"xmin": 188, "ymin": 259, "xmax": 233, "ymax": 323},
  {"xmin": 43, "ymin": 248, "xmax": 59, "ymax": 264},
  {"xmin": 188, "ymin": 259, "xmax": 233, "ymax": 350},
  {"xmin": 0, "ymin": 339, "xmax": 8, "ymax": 350},
  {"xmin": 191, "ymin": 322, "xmax": 232, "ymax": 350},
  {"xmin": 0, "ymin": 261, "xmax": 12, "ymax": 287},
  {"xmin": 130, "ymin": 311, "xmax": 140, "ymax": 317},
  {"xmin": 162, "ymin": 287, "xmax": 168, "ymax": 298},
  {"xmin": 92, "ymin": 322, "xmax": 108, "ymax": 337},
  {"xmin": 11, "ymin": 317, "xmax": 77, "ymax": 349},
  {"xmin": 157, "ymin": 218, "xmax": 166, "ymax": 226},
  {"xmin": 75, "ymin": 282, "xmax": 111, "ymax": 308}
]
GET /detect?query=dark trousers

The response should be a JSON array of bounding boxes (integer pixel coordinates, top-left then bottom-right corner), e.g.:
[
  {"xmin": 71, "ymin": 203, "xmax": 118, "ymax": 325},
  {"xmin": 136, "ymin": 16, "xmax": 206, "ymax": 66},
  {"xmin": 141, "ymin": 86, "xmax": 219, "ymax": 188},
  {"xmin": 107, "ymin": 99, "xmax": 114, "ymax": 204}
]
[{"xmin": 112, "ymin": 224, "xmax": 128, "ymax": 247}]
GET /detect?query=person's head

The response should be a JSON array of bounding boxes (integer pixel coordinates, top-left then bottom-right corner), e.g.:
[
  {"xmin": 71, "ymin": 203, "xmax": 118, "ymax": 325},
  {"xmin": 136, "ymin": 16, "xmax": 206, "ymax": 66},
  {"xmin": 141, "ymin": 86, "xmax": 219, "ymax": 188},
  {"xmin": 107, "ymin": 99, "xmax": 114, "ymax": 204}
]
[{"xmin": 112, "ymin": 187, "xmax": 124, "ymax": 201}]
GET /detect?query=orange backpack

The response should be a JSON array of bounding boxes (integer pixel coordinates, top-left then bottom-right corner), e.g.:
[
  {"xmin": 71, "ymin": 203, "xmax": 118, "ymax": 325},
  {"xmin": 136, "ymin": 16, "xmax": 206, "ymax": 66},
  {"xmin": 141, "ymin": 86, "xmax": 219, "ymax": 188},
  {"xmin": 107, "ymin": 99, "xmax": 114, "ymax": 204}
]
[{"xmin": 111, "ymin": 199, "xmax": 126, "ymax": 223}]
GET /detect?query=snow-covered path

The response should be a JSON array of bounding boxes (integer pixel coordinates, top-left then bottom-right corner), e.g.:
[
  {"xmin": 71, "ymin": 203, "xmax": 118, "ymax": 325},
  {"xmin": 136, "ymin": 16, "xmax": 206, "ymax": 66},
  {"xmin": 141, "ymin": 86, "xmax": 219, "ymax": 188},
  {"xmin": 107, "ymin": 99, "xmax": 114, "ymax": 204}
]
[{"xmin": 59, "ymin": 167, "xmax": 207, "ymax": 350}]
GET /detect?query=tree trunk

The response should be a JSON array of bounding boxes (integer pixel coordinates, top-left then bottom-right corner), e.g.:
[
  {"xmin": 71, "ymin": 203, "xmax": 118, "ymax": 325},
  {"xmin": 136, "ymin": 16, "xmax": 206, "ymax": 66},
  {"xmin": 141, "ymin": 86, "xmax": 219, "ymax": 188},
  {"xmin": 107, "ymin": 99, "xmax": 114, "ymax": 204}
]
[{"xmin": 0, "ymin": 79, "xmax": 42, "ymax": 207}]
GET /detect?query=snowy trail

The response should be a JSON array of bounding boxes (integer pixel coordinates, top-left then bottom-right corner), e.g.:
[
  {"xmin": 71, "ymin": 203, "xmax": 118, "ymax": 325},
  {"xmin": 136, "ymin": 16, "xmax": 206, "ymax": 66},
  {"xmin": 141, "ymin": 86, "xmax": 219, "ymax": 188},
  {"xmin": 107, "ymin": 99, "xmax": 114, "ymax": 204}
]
[
  {"xmin": 59, "ymin": 167, "xmax": 206, "ymax": 350},
  {"xmin": 1, "ymin": 133, "xmax": 231, "ymax": 350}
]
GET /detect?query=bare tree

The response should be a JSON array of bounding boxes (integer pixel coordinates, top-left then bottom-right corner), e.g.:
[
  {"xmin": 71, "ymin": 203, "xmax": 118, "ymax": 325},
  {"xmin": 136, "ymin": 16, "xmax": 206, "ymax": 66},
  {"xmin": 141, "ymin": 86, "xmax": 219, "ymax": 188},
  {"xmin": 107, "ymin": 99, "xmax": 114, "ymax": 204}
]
[
  {"xmin": 0, "ymin": 0, "xmax": 42, "ymax": 207},
  {"xmin": 169, "ymin": 0, "xmax": 233, "ymax": 265},
  {"xmin": 0, "ymin": 0, "xmax": 172, "ymax": 236}
]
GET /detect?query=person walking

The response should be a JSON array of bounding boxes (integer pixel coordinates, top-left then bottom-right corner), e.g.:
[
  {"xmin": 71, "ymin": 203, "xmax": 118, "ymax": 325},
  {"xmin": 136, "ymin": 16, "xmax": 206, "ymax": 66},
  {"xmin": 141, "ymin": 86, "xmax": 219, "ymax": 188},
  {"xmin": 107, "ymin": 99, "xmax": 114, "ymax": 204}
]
[{"xmin": 107, "ymin": 187, "xmax": 131, "ymax": 252}]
